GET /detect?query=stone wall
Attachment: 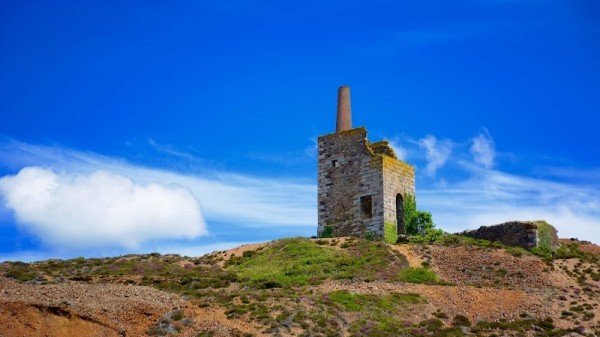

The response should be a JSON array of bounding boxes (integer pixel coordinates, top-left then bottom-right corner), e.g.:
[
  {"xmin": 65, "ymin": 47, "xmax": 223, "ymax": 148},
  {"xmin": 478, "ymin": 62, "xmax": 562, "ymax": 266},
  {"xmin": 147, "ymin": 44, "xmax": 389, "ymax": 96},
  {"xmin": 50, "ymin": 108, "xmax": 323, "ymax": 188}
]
[
  {"xmin": 317, "ymin": 127, "xmax": 415, "ymax": 242},
  {"xmin": 460, "ymin": 221, "xmax": 558, "ymax": 250},
  {"xmin": 381, "ymin": 156, "xmax": 415, "ymax": 236},
  {"xmin": 317, "ymin": 128, "xmax": 382, "ymax": 237}
]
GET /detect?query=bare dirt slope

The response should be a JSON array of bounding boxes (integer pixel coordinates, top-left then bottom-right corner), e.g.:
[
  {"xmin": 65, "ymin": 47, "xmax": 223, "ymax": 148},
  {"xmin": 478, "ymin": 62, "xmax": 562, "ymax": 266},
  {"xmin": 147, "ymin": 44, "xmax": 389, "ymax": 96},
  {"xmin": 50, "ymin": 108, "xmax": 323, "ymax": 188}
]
[{"xmin": 0, "ymin": 277, "xmax": 187, "ymax": 337}]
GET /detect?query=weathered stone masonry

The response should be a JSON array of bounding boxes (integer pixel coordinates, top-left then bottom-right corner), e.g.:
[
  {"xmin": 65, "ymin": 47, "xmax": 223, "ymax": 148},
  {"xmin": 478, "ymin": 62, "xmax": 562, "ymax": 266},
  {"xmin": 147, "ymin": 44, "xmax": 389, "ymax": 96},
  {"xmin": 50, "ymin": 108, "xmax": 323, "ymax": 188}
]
[
  {"xmin": 317, "ymin": 86, "xmax": 415, "ymax": 242},
  {"xmin": 460, "ymin": 221, "xmax": 559, "ymax": 250}
]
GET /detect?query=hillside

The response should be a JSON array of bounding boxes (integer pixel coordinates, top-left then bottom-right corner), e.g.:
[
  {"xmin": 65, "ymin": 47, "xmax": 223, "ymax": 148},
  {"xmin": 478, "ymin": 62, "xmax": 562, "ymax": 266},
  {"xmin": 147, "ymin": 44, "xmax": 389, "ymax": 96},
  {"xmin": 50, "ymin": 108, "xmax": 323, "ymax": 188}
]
[{"xmin": 0, "ymin": 236, "xmax": 598, "ymax": 337}]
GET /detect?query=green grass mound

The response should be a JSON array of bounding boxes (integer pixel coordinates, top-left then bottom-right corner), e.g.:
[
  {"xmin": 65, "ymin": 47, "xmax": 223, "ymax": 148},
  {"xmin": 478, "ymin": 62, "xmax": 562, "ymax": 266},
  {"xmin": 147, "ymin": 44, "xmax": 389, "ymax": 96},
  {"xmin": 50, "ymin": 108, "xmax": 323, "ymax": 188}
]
[{"xmin": 225, "ymin": 237, "xmax": 407, "ymax": 288}]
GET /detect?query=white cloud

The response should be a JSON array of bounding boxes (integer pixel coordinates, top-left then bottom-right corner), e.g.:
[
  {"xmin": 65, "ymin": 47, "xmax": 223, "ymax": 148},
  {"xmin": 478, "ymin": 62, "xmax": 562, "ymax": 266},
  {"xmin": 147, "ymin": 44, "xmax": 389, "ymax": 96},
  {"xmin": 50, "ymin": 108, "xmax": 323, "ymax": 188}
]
[
  {"xmin": 417, "ymin": 135, "xmax": 453, "ymax": 176},
  {"xmin": 0, "ymin": 138, "xmax": 316, "ymax": 229},
  {"xmin": 0, "ymin": 167, "xmax": 207, "ymax": 249},
  {"xmin": 470, "ymin": 128, "xmax": 495, "ymax": 168}
]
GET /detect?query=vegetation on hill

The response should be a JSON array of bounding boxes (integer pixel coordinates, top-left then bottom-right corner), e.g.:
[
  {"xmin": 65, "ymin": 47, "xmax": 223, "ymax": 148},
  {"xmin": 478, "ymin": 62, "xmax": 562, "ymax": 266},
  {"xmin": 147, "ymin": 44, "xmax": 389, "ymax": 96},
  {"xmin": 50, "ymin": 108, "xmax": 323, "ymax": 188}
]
[
  {"xmin": 403, "ymin": 193, "xmax": 437, "ymax": 237},
  {"xmin": 225, "ymin": 238, "xmax": 407, "ymax": 287},
  {"xmin": 1, "ymin": 237, "xmax": 599, "ymax": 337}
]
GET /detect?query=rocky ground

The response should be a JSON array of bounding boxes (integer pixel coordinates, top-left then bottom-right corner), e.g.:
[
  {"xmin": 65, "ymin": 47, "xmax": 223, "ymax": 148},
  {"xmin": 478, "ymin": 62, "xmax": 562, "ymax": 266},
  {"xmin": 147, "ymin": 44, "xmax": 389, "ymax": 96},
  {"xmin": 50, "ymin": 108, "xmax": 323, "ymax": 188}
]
[
  {"xmin": 0, "ymin": 237, "xmax": 598, "ymax": 337},
  {"xmin": 0, "ymin": 278, "xmax": 187, "ymax": 337}
]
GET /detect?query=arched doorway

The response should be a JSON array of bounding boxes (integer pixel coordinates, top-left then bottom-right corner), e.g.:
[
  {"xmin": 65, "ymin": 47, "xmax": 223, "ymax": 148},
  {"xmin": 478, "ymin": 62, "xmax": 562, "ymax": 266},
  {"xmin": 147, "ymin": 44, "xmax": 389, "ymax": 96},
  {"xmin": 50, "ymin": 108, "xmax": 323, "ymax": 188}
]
[{"xmin": 396, "ymin": 193, "xmax": 404, "ymax": 235}]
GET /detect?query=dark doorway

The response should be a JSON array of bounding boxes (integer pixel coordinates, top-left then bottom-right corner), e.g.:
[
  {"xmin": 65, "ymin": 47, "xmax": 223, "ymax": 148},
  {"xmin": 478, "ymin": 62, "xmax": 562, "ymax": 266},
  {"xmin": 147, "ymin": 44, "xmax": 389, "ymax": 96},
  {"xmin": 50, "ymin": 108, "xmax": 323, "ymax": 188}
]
[{"xmin": 396, "ymin": 194, "xmax": 404, "ymax": 234}]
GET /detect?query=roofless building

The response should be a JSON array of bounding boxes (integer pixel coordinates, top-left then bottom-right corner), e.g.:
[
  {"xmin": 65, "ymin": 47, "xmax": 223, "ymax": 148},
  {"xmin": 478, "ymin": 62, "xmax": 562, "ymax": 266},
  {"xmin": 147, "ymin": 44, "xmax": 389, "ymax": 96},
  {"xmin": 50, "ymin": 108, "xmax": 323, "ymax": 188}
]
[{"xmin": 317, "ymin": 86, "xmax": 415, "ymax": 243}]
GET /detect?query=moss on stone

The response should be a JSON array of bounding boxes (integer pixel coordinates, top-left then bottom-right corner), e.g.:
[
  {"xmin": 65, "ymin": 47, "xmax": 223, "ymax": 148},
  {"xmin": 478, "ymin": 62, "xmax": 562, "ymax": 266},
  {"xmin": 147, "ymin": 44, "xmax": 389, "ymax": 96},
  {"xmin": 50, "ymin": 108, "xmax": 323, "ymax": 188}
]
[
  {"xmin": 380, "ymin": 155, "xmax": 415, "ymax": 176},
  {"xmin": 369, "ymin": 140, "xmax": 397, "ymax": 159},
  {"xmin": 319, "ymin": 126, "xmax": 367, "ymax": 139}
]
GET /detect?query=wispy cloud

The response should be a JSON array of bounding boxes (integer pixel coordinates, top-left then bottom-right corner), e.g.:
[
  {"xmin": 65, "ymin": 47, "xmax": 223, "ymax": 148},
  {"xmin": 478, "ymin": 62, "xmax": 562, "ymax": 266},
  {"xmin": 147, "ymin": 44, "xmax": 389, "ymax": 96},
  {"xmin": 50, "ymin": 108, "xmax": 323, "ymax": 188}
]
[
  {"xmin": 417, "ymin": 135, "xmax": 453, "ymax": 176},
  {"xmin": 533, "ymin": 166, "xmax": 600, "ymax": 185},
  {"xmin": 304, "ymin": 137, "xmax": 318, "ymax": 158},
  {"xmin": 419, "ymin": 164, "xmax": 600, "ymax": 244},
  {"xmin": 388, "ymin": 138, "xmax": 409, "ymax": 161},
  {"xmin": 391, "ymin": 130, "xmax": 600, "ymax": 244},
  {"xmin": 0, "ymin": 138, "xmax": 316, "ymax": 260},
  {"xmin": 470, "ymin": 128, "xmax": 496, "ymax": 169},
  {"xmin": 147, "ymin": 138, "xmax": 202, "ymax": 162}
]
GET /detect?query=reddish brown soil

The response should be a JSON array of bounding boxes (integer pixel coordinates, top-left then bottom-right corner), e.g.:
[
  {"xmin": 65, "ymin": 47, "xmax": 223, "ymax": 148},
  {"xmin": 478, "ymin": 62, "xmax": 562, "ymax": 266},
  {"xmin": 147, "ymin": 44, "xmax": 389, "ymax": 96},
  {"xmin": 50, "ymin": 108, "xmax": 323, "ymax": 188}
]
[{"xmin": 427, "ymin": 245, "xmax": 554, "ymax": 288}]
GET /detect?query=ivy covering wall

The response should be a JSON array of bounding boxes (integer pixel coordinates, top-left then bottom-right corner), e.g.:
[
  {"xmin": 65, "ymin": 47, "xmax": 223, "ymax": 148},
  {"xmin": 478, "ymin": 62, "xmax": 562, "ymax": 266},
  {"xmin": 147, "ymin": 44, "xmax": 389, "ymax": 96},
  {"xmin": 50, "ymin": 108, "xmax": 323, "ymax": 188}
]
[
  {"xmin": 384, "ymin": 222, "xmax": 397, "ymax": 244},
  {"xmin": 536, "ymin": 221, "xmax": 557, "ymax": 249}
]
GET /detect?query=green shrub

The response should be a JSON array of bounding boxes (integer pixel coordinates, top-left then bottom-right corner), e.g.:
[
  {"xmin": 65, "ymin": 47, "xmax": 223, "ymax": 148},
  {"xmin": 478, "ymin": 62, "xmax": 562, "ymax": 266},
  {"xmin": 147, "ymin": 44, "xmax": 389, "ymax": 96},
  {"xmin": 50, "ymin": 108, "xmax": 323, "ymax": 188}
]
[
  {"xmin": 171, "ymin": 309, "xmax": 184, "ymax": 321},
  {"xmin": 506, "ymin": 247, "xmax": 528, "ymax": 257},
  {"xmin": 364, "ymin": 231, "xmax": 377, "ymax": 241},
  {"xmin": 439, "ymin": 235, "xmax": 461, "ymax": 245},
  {"xmin": 532, "ymin": 242, "xmax": 586, "ymax": 263},
  {"xmin": 397, "ymin": 267, "xmax": 438, "ymax": 284},
  {"xmin": 420, "ymin": 318, "xmax": 444, "ymax": 331},
  {"xmin": 409, "ymin": 228, "xmax": 445, "ymax": 243},
  {"xmin": 452, "ymin": 315, "xmax": 471, "ymax": 327},
  {"xmin": 319, "ymin": 225, "xmax": 334, "ymax": 238},
  {"xmin": 5, "ymin": 269, "xmax": 38, "ymax": 282},
  {"xmin": 403, "ymin": 193, "xmax": 436, "ymax": 236},
  {"xmin": 433, "ymin": 311, "xmax": 448, "ymax": 319}
]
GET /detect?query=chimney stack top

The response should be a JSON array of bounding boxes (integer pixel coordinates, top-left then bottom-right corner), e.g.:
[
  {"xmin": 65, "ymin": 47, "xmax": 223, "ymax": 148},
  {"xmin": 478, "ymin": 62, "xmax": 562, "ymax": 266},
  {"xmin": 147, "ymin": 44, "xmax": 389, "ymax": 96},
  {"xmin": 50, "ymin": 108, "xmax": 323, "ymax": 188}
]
[{"xmin": 336, "ymin": 86, "xmax": 352, "ymax": 132}]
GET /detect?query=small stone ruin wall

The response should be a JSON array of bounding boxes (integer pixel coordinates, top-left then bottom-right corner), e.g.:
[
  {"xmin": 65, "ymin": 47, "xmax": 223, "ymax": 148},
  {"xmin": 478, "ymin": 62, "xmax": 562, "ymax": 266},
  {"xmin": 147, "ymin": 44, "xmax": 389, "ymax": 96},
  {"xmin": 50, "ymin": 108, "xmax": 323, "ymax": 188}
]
[{"xmin": 460, "ymin": 221, "xmax": 558, "ymax": 250}]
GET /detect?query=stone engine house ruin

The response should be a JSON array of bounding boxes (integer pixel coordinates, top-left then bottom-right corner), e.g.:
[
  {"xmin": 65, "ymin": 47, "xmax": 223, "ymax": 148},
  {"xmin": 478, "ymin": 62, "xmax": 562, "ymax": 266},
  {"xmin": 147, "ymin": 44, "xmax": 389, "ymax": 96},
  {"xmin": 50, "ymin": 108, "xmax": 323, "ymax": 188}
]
[{"xmin": 317, "ymin": 86, "xmax": 415, "ymax": 243}]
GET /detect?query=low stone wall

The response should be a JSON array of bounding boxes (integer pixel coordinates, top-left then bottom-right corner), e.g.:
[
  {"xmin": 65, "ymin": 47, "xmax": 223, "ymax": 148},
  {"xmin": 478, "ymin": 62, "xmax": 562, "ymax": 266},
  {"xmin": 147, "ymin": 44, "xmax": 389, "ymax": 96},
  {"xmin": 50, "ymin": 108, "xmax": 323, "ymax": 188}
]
[{"xmin": 460, "ymin": 221, "xmax": 558, "ymax": 250}]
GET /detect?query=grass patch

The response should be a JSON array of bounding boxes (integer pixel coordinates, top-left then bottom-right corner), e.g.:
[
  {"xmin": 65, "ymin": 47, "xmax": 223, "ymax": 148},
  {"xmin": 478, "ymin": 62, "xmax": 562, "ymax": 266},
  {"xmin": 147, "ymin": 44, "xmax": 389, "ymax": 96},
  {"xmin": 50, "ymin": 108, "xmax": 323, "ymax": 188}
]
[
  {"xmin": 1, "ymin": 253, "xmax": 236, "ymax": 297},
  {"xmin": 506, "ymin": 246, "xmax": 529, "ymax": 257},
  {"xmin": 226, "ymin": 238, "xmax": 347, "ymax": 287},
  {"xmin": 226, "ymin": 238, "xmax": 406, "ymax": 287},
  {"xmin": 326, "ymin": 290, "xmax": 425, "ymax": 312},
  {"xmin": 397, "ymin": 267, "xmax": 438, "ymax": 284},
  {"xmin": 4, "ymin": 262, "xmax": 39, "ymax": 282}
]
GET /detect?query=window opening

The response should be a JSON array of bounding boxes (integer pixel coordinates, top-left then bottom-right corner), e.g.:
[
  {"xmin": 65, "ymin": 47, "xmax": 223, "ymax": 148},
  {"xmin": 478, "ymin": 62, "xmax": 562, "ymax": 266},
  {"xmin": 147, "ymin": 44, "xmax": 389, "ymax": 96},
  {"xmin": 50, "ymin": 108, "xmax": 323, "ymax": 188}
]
[{"xmin": 360, "ymin": 195, "xmax": 373, "ymax": 219}]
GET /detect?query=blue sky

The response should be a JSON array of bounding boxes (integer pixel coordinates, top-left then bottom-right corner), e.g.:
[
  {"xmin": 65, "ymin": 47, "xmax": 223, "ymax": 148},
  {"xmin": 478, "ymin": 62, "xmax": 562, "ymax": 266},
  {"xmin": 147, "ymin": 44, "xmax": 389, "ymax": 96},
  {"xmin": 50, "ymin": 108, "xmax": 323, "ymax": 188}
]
[{"xmin": 1, "ymin": 1, "xmax": 599, "ymax": 261}]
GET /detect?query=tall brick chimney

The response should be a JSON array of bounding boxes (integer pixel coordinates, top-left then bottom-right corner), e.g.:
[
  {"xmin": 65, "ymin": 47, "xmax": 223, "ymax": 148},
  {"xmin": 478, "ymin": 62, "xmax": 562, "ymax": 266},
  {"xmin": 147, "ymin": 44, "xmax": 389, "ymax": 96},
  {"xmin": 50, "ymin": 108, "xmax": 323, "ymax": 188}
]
[{"xmin": 336, "ymin": 86, "xmax": 352, "ymax": 132}]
